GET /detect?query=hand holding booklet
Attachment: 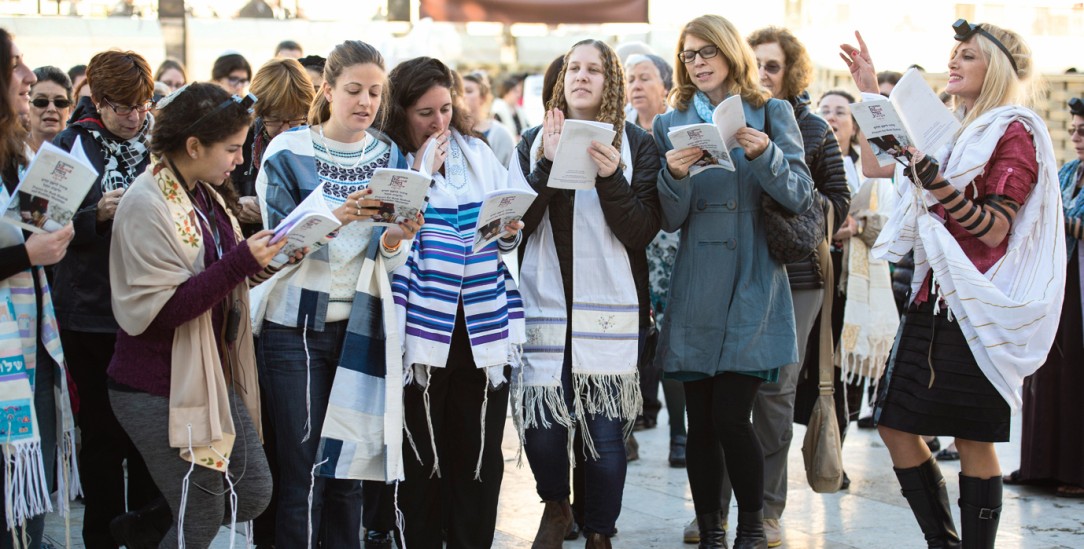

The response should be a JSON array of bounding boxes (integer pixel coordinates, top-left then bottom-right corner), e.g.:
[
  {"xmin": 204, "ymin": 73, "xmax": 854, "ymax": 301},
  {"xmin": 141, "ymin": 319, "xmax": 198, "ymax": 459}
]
[
  {"xmin": 548, "ymin": 119, "xmax": 617, "ymax": 190},
  {"xmin": 850, "ymin": 68, "xmax": 961, "ymax": 167},
  {"xmin": 1, "ymin": 137, "xmax": 99, "ymax": 233},
  {"xmin": 472, "ymin": 189, "xmax": 536, "ymax": 252},
  {"xmin": 365, "ymin": 168, "xmax": 433, "ymax": 226},
  {"xmin": 269, "ymin": 182, "xmax": 342, "ymax": 262},
  {"xmin": 666, "ymin": 94, "xmax": 745, "ymax": 174}
]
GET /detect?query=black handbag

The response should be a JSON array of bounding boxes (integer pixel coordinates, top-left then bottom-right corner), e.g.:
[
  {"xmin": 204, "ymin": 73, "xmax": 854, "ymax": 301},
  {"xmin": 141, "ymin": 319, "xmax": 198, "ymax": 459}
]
[{"xmin": 757, "ymin": 105, "xmax": 825, "ymax": 264}]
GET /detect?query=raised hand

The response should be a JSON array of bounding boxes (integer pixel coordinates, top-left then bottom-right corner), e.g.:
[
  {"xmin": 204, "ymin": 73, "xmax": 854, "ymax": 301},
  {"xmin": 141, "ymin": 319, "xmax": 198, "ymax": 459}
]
[
  {"xmin": 839, "ymin": 31, "xmax": 879, "ymax": 94},
  {"xmin": 542, "ymin": 109, "xmax": 565, "ymax": 162}
]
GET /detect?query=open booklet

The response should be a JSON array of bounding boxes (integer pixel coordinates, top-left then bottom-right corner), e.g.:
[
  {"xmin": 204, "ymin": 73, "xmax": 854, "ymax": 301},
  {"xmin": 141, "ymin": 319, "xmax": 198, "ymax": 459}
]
[
  {"xmin": 549, "ymin": 119, "xmax": 617, "ymax": 190},
  {"xmin": 269, "ymin": 182, "xmax": 342, "ymax": 263},
  {"xmin": 851, "ymin": 68, "xmax": 961, "ymax": 167},
  {"xmin": 666, "ymin": 94, "xmax": 745, "ymax": 174},
  {"xmin": 366, "ymin": 168, "xmax": 433, "ymax": 227},
  {"xmin": 1, "ymin": 137, "xmax": 99, "ymax": 233},
  {"xmin": 472, "ymin": 189, "xmax": 536, "ymax": 252}
]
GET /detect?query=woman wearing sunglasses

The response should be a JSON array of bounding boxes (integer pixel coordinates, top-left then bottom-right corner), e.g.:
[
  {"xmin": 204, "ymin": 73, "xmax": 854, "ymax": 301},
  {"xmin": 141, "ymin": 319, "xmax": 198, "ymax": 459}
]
[
  {"xmin": 26, "ymin": 65, "xmax": 71, "ymax": 153},
  {"xmin": 653, "ymin": 15, "xmax": 812, "ymax": 549},
  {"xmin": 50, "ymin": 49, "xmax": 162, "ymax": 547},
  {"xmin": 841, "ymin": 21, "xmax": 1064, "ymax": 548}
]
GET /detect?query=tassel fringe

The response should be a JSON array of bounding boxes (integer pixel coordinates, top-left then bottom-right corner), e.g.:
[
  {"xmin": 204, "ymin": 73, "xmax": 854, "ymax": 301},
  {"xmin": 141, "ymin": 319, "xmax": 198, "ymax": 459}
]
[
  {"xmin": 572, "ymin": 373, "xmax": 641, "ymax": 460},
  {"xmin": 2, "ymin": 441, "xmax": 51, "ymax": 530}
]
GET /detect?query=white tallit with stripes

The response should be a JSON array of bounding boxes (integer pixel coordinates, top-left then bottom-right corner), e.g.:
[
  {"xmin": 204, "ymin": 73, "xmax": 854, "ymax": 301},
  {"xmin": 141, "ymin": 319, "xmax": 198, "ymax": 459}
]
[
  {"xmin": 871, "ymin": 104, "xmax": 1066, "ymax": 412},
  {"xmin": 513, "ymin": 128, "xmax": 642, "ymax": 450}
]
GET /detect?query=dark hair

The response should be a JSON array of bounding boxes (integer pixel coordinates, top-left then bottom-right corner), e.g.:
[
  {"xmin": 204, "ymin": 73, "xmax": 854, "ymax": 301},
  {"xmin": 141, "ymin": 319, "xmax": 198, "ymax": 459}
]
[
  {"xmin": 383, "ymin": 57, "xmax": 476, "ymax": 153},
  {"xmin": 32, "ymin": 66, "xmax": 73, "ymax": 99},
  {"xmin": 541, "ymin": 55, "xmax": 564, "ymax": 108},
  {"xmin": 462, "ymin": 70, "xmax": 492, "ymax": 100},
  {"xmin": 152, "ymin": 83, "xmax": 253, "ymax": 213},
  {"xmin": 876, "ymin": 70, "xmax": 903, "ymax": 87},
  {"xmin": 298, "ymin": 55, "xmax": 325, "ymax": 71},
  {"xmin": 309, "ymin": 40, "xmax": 386, "ymax": 126},
  {"xmin": 496, "ymin": 73, "xmax": 525, "ymax": 97},
  {"xmin": 86, "ymin": 50, "xmax": 155, "ymax": 106},
  {"xmin": 275, "ymin": 40, "xmax": 302, "ymax": 56},
  {"xmin": 0, "ymin": 29, "xmax": 25, "ymax": 171},
  {"xmin": 155, "ymin": 58, "xmax": 187, "ymax": 84},
  {"xmin": 747, "ymin": 26, "xmax": 813, "ymax": 99},
  {"xmin": 67, "ymin": 64, "xmax": 86, "ymax": 82},
  {"xmin": 211, "ymin": 53, "xmax": 252, "ymax": 81}
]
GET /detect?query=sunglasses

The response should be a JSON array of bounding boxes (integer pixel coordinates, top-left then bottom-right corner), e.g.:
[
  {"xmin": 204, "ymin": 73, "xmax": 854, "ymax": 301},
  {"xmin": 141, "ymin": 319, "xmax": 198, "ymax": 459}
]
[
  {"xmin": 757, "ymin": 61, "xmax": 783, "ymax": 75},
  {"xmin": 678, "ymin": 45, "xmax": 720, "ymax": 64},
  {"xmin": 1069, "ymin": 127, "xmax": 1084, "ymax": 138},
  {"xmin": 31, "ymin": 97, "xmax": 71, "ymax": 109},
  {"xmin": 102, "ymin": 97, "xmax": 154, "ymax": 116}
]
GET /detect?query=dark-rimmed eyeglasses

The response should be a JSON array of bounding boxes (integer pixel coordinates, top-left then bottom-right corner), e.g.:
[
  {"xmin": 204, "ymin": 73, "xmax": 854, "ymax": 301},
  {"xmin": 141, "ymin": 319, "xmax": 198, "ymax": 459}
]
[
  {"xmin": 262, "ymin": 116, "xmax": 307, "ymax": 131},
  {"xmin": 226, "ymin": 76, "xmax": 250, "ymax": 88},
  {"xmin": 30, "ymin": 97, "xmax": 72, "ymax": 109},
  {"xmin": 102, "ymin": 97, "xmax": 154, "ymax": 116},
  {"xmin": 757, "ymin": 61, "xmax": 783, "ymax": 75},
  {"xmin": 678, "ymin": 45, "xmax": 720, "ymax": 64}
]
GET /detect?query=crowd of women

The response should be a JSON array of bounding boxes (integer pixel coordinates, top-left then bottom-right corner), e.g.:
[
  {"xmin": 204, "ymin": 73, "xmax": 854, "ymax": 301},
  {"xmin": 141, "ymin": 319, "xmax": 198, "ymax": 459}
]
[{"xmin": 0, "ymin": 10, "xmax": 1080, "ymax": 549}]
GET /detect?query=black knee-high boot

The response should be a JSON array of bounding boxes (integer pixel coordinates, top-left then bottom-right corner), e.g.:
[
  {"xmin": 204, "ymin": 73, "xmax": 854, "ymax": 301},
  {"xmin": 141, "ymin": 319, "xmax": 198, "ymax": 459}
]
[
  {"xmin": 958, "ymin": 474, "xmax": 1002, "ymax": 549},
  {"xmin": 893, "ymin": 457, "xmax": 961, "ymax": 548}
]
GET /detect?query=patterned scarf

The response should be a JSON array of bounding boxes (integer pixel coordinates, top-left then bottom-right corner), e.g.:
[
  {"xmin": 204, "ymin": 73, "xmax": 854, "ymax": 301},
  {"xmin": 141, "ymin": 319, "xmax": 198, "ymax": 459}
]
[
  {"xmin": 1059, "ymin": 159, "xmax": 1084, "ymax": 257},
  {"xmin": 692, "ymin": 91, "xmax": 718, "ymax": 123},
  {"xmin": 86, "ymin": 115, "xmax": 151, "ymax": 192},
  {"xmin": 0, "ymin": 186, "xmax": 80, "ymax": 531}
]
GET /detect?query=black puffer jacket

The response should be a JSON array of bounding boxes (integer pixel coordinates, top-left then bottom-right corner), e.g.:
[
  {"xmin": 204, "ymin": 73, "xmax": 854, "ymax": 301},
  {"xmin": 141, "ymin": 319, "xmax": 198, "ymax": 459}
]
[
  {"xmin": 51, "ymin": 97, "xmax": 152, "ymax": 332},
  {"xmin": 517, "ymin": 121, "xmax": 662, "ymax": 328},
  {"xmin": 785, "ymin": 92, "xmax": 850, "ymax": 290},
  {"xmin": 892, "ymin": 251, "xmax": 915, "ymax": 313}
]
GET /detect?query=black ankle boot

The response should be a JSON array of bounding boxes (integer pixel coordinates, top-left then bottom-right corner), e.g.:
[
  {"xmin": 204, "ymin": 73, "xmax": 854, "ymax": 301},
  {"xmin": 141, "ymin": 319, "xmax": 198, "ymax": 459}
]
[
  {"xmin": 959, "ymin": 474, "xmax": 1002, "ymax": 549},
  {"xmin": 733, "ymin": 510, "xmax": 766, "ymax": 549},
  {"xmin": 894, "ymin": 458, "xmax": 961, "ymax": 548},
  {"xmin": 696, "ymin": 510, "xmax": 727, "ymax": 549},
  {"xmin": 109, "ymin": 496, "xmax": 172, "ymax": 549}
]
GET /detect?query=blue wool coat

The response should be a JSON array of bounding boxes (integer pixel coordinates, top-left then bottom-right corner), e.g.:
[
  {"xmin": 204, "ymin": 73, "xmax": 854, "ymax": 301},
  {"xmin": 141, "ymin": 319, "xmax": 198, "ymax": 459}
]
[{"xmin": 653, "ymin": 96, "xmax": 813, "ymax": 376}]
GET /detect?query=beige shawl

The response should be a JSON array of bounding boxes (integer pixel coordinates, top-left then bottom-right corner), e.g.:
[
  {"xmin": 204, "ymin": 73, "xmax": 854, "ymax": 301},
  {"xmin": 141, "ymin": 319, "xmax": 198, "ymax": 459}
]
[{"xmin": 109, "ymin": 162, "xmax": 260, "ymax": 471}]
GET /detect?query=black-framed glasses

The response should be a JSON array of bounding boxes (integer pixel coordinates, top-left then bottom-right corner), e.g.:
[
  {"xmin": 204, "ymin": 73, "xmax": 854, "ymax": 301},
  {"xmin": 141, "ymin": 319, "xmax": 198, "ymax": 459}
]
[
  {"xmin": 262, "ymin": 116, "xmax": 307, "ymax": 131},
  {"xmin": 102, "ymin": 97, "xmax": 154, "ymax": 116},
  {"xmin": 183, "ymin": 93, "xmax": 258, "ymax": 133},
  {"xmin": 678, "ymin": 45, "xmax": 720, "ymax": 64},
  {"xmin": 226, "ymin": 76, "xmax": 250, "ymax": 88},
  {"xmin": 30, "ymin": 97, "xmax": 72, "ymax": 109},
  {"xmin": 757, "ymin": 61, "xmax": 783, "ymax": 75}
]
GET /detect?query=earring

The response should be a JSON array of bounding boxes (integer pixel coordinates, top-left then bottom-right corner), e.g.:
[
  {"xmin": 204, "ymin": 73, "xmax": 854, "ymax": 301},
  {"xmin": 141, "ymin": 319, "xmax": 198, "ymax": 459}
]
[{"xmin": 190, "ymin": 151, "xmax": 197, "ymax": 159}]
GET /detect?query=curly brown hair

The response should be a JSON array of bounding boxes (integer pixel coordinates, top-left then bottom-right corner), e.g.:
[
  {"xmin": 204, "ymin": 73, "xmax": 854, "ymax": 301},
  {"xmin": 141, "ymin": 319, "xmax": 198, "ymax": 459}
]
[
  {"xmin": 747, "ymin": 26, "xmax": 813, "ymax": 100},
  {"xmin": 540, "ymin": 39, "xmax": 626, "ymax": 160}
]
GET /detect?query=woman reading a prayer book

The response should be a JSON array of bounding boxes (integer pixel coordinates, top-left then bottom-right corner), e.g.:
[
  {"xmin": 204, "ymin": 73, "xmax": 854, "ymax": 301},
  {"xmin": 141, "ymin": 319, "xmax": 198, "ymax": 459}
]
[
  {"xmin": 514, "ymin": 38, "xmax": 661, "ymax": 549},
  {"xmin": 106, "ymin": 82, "xmax": 291, "ymax": 546},
  {"xmin": 379, "ymin": 55, "xmax": 526, "ymax": 549},
  {"xmin": 841, "ymin": 21, "xmax": 1064, "ymax": 549},
  {"xmin": 0, "ymin": 28, "xmax": 80, "ymax": 547},
  {"xmin": 252, "ymin": 40, "xmax": 420, "ymax": 549},
  {"xmin": 653, "ymin": 14, "xmax": 812, "ymax": 549}
]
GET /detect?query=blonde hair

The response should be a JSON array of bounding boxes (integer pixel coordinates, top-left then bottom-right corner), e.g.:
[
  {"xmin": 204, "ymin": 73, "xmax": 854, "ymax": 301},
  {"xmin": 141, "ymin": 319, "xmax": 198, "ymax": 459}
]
[
  {"xmin": 540, "ymin": 39, "xmax": 626, "ymax": 160},
  {"xmin": 669, "ymin": 15, "xmax": 770, "ymax": 111},
  {"xmin": 250, "ymin": 58, "xmax": 315, "ymax": 119},
  {"xmin": 953, "ymin": 23, "xmax": 1038, "ymax": 129}
]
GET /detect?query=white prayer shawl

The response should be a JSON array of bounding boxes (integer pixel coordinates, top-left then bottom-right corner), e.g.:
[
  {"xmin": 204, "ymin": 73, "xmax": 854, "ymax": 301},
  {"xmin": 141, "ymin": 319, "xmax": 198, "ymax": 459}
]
[
  {"xmin": 871, "ymin": 105, "xmax": 1066, "ymax": 412},
  {"xmin": 514, "ymin": 128, "xmax": 642, "ymax": 455}
]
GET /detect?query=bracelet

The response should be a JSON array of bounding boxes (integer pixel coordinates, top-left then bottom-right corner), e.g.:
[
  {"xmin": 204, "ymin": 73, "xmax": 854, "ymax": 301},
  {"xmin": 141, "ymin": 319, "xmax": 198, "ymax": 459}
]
[{"xmin": 381, "ymin": 234, "xmax": 402, "ymax": 253}]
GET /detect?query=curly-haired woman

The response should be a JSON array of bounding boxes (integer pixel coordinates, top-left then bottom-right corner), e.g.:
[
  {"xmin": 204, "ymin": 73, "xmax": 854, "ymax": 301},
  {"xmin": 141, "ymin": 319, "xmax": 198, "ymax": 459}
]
[{"xmin": 515, "ymin": 38, "xmax": 661, "ymax": 549}]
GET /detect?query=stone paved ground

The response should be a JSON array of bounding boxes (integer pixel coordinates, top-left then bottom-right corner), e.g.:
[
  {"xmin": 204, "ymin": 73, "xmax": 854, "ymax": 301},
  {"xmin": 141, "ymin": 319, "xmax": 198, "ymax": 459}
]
[{"xmin": 45, "ymin": 406, "xmax": 1084, "ymax": 548}]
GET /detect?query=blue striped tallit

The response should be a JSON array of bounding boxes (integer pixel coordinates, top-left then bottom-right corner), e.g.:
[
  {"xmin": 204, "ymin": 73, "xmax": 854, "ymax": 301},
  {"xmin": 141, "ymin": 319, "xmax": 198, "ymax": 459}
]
[{"xmin": 392, "ymin": 131, "xmax": 528, "ymax": 385}]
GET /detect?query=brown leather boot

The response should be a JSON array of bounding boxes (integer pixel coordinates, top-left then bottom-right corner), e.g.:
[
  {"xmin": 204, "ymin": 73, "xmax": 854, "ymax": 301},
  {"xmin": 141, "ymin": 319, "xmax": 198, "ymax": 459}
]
[
  {"xmin": 585, "ymin": 532, "xmax": 613, "ymax": 549},
  {"xmin": 531, "ymin": 499, "xmax": 574, "ymax": 549}
]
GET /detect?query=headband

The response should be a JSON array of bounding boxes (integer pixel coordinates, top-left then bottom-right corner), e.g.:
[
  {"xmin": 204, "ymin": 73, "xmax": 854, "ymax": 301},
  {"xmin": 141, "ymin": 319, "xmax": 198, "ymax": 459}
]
[{"xmin": 952, "ymin": 19, "xmax": 1019, "ymax": 74}]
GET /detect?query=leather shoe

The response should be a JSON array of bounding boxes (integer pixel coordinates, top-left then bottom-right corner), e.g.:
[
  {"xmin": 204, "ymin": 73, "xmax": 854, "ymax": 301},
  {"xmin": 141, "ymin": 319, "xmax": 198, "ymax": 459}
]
[{"xmin": 669, "ymin": 435, "xmax": 687, "ymax": 468}]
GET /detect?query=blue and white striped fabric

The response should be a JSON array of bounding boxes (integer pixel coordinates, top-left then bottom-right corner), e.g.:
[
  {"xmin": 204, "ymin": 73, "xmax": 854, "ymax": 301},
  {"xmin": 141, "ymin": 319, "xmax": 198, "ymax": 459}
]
[{"xmin": 392, "ymin": 130, "xmax": 529, "ymax": 387}]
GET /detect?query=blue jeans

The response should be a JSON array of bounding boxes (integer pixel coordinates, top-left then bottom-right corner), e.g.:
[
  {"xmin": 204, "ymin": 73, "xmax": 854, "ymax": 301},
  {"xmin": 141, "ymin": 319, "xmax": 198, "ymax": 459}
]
[
  {"xmin": 523, "ymin": 345, "xmax": 628, "ymax": 537},
  {"xmin": 257, "ymin": 321, "xmax": 362, "ymax": 549}
]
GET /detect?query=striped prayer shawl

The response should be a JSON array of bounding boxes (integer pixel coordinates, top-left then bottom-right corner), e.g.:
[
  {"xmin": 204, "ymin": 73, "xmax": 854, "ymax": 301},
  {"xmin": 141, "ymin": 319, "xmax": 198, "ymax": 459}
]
[
  {"xmin": 392, "ymin": 131, "xmax": 527, "ymax": 386},
  {"xmin": 872, "ymin": 105, "xmax": 1066, "ymax": 412}
]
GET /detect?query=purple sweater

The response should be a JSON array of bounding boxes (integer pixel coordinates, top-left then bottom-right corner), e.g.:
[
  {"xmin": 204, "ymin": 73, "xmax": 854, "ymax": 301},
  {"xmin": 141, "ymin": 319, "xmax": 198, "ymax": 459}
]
[{"xmin": 108, "ymin": 189, "xmax": 263, "ymax": 397}]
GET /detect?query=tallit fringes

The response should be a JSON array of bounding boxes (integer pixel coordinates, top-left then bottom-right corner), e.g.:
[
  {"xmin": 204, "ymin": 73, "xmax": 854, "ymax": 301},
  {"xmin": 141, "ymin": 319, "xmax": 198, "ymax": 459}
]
[
  {"xmin": 473, "ymin": 382, "xmax": 489, "ymax": 482},
  {"xmin": 422, "ymin": 366, "xmax": 441, "ymax": 479},
  {"xmin": 2, "ymin": 441, "xmax": 52, "ymax": 531},
  {"xmin": 571, "ymin": 372, "xmax": 643, "ymax": 460}
]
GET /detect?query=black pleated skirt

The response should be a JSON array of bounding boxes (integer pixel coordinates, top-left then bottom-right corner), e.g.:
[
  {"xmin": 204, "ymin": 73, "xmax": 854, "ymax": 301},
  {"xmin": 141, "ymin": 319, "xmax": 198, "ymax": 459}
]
[{"xmin": 874, "ymin": 300, "xmax": 1011, "ymax": 442}]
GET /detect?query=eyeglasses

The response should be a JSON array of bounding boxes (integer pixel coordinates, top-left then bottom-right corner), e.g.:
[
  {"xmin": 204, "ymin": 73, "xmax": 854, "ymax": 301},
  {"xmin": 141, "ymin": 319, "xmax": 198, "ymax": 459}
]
[
  {"xmin": 30, "ymin": 97, "xmax": 71, "ymax": 109},
  {"xmin": 183, "ymin": 92, "xmax": 259, "ymax": 133},
  {"xmin": 757, "ymin": 61, "xmax": 783, "ymax": 75},
  {"xmin": 102, "ymin": 97, "xmax": 154, "ymax": 116},
  {"xmin": 1070, "ymin": 127, "xmax": 1084, "ymax": 138},
  {"xmin": 226, "ymin": 76, "xmax": 250, "ymax": 88},
  {"xmin": 678, "ymin": 45, "xmax": 720, "ymax": 64},
  {"xmin": 263, "ymin": 116, "xmax": 307, "ymax": 131}
]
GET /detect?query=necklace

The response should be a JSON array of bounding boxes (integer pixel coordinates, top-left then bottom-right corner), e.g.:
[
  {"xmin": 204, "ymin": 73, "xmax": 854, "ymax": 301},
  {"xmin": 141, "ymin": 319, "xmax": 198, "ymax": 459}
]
[{"xmin": 317, "ymin": 125, "xmax": 367, "ymax": 171}]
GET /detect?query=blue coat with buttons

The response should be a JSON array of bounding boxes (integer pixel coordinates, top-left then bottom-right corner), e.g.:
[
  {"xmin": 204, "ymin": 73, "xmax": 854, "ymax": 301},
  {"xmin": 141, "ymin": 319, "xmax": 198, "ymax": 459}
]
[{"xmin": 652, "ymin": 96, "xmax": 813, "ymax": 376}]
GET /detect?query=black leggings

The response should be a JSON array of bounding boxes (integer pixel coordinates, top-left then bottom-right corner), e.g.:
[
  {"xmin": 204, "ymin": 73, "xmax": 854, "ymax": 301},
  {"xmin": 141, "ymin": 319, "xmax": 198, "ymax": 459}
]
[{"xmin": 684, "ymin": 372, "xmax": 764, "ymax": 516}]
